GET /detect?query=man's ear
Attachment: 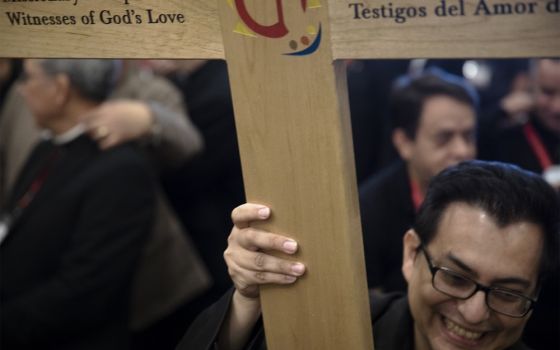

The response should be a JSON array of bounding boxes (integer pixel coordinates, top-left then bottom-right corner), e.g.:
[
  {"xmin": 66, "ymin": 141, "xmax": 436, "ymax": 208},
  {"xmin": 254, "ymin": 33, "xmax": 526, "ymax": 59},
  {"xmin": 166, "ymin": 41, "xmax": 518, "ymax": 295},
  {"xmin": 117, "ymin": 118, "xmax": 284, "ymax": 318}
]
[
  {"xmin": 52, "ymin": 74, "xmax": 71, "ymax": 107},
  {"xmin": 392, "ymin": 128, "xmax": 414, "ymax": 161},
  {"xmin": 402, "ymin": 229, "xmax": 421, "ymax": 283}
]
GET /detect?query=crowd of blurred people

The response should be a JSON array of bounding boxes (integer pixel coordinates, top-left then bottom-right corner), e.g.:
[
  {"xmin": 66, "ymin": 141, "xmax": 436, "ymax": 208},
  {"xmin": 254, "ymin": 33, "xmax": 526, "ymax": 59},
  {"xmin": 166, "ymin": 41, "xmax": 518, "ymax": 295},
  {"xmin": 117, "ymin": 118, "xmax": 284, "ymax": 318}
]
[{"xmin": 0, "ymin": 57, "xmax": 557, "ymax": 349}]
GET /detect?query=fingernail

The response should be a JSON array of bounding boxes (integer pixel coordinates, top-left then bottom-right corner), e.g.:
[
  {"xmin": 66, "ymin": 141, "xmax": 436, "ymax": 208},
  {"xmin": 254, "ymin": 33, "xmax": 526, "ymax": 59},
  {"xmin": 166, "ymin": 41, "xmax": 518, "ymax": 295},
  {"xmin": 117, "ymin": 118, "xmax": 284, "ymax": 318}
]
[
  {"xmin": 291, "ymin": 263, "xmax": 305, "ymax": 275},
  {"xmin": 258, "ymin": 207, "xmax": 270, "ymax": 218},
  {"xmin": 283, "ymin": 240, "xmax": 297, "ymax": 253},
  {"xmin": 285, "ymin": 275, "xmax": 297, "ymax": 283}
]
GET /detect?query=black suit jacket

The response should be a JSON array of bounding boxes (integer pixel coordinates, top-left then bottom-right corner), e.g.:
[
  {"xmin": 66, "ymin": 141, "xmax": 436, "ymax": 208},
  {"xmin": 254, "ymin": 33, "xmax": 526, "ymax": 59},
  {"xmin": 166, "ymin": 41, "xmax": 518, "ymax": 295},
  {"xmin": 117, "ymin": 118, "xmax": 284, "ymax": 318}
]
[
  {"xmin": 359, "ymin": 161, "xmax": 415, "ymax": 292},
  {"xmin": 478, "ymin": 116, "xmax": 560, "ymax": 174},
  {"xmin": 0, "ymin": 135, "xmax": 156, "ymax": 350}
]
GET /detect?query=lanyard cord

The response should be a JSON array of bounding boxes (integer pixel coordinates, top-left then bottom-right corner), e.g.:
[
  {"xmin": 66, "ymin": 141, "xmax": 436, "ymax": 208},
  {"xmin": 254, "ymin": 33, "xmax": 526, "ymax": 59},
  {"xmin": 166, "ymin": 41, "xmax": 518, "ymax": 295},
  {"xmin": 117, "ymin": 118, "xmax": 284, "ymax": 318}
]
[
  {"xmin": 409, "ymin": 178, "xmax": 424, "ymax": 213},
  {"xmin": 11, "ymin": 147, "xmax": 61, "ymax": 220},
  {"xmin": 523, "ymin": 122, "xmax": 553, "ymax": 171}
]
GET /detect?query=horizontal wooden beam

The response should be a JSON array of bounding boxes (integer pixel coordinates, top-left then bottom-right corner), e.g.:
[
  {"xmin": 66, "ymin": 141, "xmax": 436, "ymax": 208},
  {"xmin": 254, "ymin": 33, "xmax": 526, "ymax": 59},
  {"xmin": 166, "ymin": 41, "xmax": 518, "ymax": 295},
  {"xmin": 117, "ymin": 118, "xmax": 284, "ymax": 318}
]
[
  {"xmin": 0, "ymin": 0, "xmax": 224, "ymax": 58},
  {"xmin": 2, "ymin": 1, "xmax": 558, "ymax": 59},
  {"xmin": 329, "ymin": 0, "xmax": 560, "ymax": 59}
]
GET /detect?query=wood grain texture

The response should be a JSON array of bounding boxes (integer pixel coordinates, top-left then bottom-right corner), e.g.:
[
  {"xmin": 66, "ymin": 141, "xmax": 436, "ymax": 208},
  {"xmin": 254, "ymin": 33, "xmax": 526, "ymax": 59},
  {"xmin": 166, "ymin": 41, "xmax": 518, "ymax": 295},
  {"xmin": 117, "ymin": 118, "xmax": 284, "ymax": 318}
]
[
  {"xmin": 2, "ymin": 0, "xmax": 558, "ymax": 59},
  {"xmin": 2, "ymin": 1, "xmax": 555, "ymax": 349},
  {"xmin": 0, "ymin": 0, "xmax": 223, "ymax": 58},
  {"xmin": 217, "ymin": 1, "xmax": 373, "ymax": 349},
  {"xmin": 329, "ymin": 0, "xmax": 560, "ymax": 59}
]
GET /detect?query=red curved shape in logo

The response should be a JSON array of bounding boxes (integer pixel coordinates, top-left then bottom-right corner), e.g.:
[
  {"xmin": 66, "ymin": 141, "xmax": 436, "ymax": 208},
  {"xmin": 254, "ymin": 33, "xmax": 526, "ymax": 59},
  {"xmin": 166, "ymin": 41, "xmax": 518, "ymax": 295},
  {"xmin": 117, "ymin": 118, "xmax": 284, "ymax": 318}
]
[{"xmin": 235, "ymin": 0, "xmax": 288, "ymax": 38}]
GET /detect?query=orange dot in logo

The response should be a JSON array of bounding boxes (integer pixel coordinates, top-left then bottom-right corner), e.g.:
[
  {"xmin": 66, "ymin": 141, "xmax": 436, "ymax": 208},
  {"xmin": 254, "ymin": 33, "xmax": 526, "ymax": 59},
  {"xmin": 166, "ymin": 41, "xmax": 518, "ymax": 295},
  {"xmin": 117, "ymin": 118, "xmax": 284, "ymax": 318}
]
[
  {"xmin": 289, "ymin": 40, "xmax": 298, "ymax": 50},
  {"xmin": 301, "ymin": 36, "xmax": 310, "ymax": 46}
]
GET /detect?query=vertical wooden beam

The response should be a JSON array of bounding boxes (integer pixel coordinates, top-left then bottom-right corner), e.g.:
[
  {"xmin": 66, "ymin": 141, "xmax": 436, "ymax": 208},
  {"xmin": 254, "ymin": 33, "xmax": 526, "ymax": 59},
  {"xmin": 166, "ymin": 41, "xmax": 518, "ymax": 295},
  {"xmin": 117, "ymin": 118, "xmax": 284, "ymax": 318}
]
[{"xmin": 217, "ymin": 1, "xmax": 373, "ymax": 349}]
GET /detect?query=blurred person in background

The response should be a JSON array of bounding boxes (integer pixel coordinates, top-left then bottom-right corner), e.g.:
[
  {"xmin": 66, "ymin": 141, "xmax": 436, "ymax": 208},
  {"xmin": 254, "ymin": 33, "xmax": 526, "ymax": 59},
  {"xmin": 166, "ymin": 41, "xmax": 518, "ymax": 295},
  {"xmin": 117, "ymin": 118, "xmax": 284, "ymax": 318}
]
[
  {"xmin": 359, "ymin": 70, "xmax": 478, "ymax": 293},
  {"xmin": 0, "ymin": 59, "xmax": 156, "ymax": 349},
  {"xmin": 147, "ymin": 59, "xmax": 246, "ymax": 309},
  {"xmin": 0, "ymin": 59, "xmax": 211, "ymax": 350},
  {"xmin": 478, "ymin": 58, "xmax": 560, "ymax": 350}
]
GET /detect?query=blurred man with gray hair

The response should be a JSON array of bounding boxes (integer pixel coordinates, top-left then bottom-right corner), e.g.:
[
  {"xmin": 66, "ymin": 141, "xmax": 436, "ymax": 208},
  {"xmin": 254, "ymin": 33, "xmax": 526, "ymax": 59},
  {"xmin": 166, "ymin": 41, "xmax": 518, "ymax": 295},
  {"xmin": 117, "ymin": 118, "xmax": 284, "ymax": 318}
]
[
  {"xmin": 0, "ymin": 59, "xmax": 156, "ymax": 349},
  {"xmin": 478, "ymin": 57, "xmax": 560, "ymax": 349}
]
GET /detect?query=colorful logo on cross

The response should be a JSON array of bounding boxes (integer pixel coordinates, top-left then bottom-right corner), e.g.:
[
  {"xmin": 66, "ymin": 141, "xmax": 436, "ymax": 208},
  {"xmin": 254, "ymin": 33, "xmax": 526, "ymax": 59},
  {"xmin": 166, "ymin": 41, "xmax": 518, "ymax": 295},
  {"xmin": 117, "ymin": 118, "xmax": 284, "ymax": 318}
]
[{"xmin": 229, "ymin": 0, "xmax": 322, "ymax": 56}]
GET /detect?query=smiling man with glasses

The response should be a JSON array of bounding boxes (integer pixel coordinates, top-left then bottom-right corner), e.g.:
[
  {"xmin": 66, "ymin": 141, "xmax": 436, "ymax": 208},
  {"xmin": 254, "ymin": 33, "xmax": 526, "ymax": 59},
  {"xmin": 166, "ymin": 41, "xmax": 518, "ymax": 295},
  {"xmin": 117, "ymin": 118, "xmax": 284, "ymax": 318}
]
[
  {"xmin": 400, "ymin": 161, "xmax": 558, "ymax": 350},
  {"xmin": 177, "ymin": 160, "xmax": 559, "ymax": 350}
]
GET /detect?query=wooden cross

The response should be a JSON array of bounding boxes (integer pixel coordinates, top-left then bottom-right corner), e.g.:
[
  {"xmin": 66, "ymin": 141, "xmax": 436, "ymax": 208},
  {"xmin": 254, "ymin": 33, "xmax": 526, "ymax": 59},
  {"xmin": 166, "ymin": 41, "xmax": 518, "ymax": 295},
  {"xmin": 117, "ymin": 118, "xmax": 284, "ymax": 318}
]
[{"xmin": 1, "ymin": 1, "xmax": 558, "ymax": 349}]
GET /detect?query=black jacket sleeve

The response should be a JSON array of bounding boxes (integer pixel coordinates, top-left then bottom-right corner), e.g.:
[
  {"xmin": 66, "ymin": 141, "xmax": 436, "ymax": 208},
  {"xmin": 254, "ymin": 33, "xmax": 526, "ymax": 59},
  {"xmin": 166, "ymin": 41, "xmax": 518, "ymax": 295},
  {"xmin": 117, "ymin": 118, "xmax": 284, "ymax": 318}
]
[{"xmin": 176, "ymin": 288, "xmax": 266, "ymax": 350}]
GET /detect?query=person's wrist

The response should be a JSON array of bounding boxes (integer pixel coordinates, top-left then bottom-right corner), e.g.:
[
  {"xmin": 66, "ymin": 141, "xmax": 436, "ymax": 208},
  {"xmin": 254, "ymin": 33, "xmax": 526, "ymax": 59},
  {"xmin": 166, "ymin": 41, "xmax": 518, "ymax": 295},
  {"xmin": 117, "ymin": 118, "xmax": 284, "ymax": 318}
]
[
  {"xmin": 233, "ymin": 289, "xmax": 261, "ymax": 313},
  {"xmin": 143, "ymin": 103, "xmax": 161, "ymax": 146}
]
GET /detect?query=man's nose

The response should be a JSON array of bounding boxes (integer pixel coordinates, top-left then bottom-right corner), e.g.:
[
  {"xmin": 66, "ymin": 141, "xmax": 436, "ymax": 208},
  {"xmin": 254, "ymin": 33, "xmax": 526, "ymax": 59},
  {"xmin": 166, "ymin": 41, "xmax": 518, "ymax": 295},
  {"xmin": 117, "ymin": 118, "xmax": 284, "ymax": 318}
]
[
  {"xmin": 550, "ymin": 94, "xmax": 560, "ymax": 114},
  {"xmin": 457, "ymin": 290, "xmax": 491, "ymax": 324},
  {"xmin": 451, "ymin": 136, "xmax": 475, "ymax": 161}
]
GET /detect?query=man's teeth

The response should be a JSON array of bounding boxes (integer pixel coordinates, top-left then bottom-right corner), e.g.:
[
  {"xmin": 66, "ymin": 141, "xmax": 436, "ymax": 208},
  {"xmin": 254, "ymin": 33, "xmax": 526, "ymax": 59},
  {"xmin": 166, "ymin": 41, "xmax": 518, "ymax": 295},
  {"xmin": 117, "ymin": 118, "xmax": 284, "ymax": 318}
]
[{"xmin": 444, "ymin": 318, "xmax": 484, "ymax": 340}]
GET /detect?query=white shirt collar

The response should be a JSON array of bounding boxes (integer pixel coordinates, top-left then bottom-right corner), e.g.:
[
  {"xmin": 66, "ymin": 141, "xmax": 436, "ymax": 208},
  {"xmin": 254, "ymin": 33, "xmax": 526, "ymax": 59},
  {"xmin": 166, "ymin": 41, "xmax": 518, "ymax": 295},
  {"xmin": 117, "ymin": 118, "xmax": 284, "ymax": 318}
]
[{"xmin": 41, "ymin": 123, "xmax": 86, "ymax": 145}]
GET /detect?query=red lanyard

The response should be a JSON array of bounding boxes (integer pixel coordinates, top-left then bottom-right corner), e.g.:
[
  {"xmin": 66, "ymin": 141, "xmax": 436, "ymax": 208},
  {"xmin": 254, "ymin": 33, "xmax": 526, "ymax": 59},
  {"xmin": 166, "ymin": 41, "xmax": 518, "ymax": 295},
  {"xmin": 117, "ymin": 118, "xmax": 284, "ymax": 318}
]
[
  {"xmin": 13, "ymin": 147, "xmax": 61, "ymax": 217},
  {"xmin": 409, "ymin": 178, "xmax": 424, "ymax": 212},
  {"xmin": 523, "ymin": 123, "xmax": 553, "ymax": 171}
]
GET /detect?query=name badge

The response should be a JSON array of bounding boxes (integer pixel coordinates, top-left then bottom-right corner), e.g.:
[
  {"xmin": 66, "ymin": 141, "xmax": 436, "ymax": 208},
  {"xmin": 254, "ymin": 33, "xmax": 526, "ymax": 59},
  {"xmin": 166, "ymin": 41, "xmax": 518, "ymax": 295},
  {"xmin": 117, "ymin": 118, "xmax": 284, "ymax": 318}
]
[
  {"xmin": 543, "ymin": 165, "xmax": 560, "ymax": 189},
  {"xmin": 0, "ymin": 215, "xmax": 11, "ymax": 245}
]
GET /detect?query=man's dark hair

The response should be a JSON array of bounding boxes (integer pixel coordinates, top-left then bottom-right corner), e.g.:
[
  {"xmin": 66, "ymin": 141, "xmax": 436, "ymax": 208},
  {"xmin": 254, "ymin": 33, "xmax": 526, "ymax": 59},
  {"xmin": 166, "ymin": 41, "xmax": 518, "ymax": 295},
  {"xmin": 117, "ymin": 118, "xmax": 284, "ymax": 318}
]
[
  {"xmin": 390, "ymin": 69, "xmax": 479, "ymax": 139},
  {"xmin": 414, "ymin": 160, "xmax": 559, "ymax": 279}
]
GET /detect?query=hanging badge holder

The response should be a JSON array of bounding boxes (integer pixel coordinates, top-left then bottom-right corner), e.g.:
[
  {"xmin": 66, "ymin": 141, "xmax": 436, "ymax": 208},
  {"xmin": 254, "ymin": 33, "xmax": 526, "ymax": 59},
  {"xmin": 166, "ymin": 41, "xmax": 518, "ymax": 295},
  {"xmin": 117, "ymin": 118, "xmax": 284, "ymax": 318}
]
[
  {"xmin": 0, "ymin": 214, "xmax": 12, "ymax": 244},
  {"xmin": 543, "ymin": 165, "xmax": 560, "ymax": 189}
]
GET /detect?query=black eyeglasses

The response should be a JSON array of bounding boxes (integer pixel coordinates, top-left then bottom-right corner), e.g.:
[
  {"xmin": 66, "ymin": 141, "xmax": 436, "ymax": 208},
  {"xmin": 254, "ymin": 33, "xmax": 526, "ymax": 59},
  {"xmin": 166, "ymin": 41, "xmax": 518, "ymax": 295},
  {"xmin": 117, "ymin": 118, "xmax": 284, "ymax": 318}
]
[{"xmin": 420, "ymin": 245, "xmax": 536, "ymax": 318}]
